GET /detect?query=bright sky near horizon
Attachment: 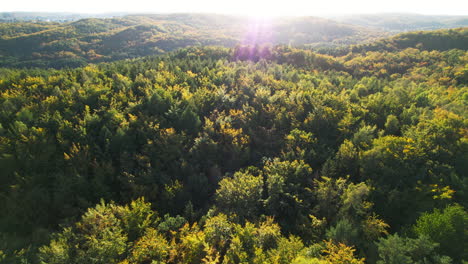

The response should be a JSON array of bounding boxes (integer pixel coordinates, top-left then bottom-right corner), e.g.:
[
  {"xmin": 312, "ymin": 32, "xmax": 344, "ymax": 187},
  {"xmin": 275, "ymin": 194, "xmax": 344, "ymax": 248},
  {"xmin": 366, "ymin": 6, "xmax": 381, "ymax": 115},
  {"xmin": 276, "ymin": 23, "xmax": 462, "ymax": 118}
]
[{"xmin": 2, "ymin": 0, "xmax": 467, "ymax": 16}]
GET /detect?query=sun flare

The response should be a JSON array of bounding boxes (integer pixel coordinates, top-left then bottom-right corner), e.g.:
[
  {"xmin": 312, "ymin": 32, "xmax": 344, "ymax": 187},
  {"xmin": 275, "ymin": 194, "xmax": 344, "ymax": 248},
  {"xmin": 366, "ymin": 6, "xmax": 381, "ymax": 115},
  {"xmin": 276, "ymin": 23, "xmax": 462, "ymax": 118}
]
[
  {"xmin": 225, "ymin": 0, "xmax": 302, "ymax": 17},
  {"xmin": 2, "ymin": 0, "xmax": 465, "ymax": 15}
]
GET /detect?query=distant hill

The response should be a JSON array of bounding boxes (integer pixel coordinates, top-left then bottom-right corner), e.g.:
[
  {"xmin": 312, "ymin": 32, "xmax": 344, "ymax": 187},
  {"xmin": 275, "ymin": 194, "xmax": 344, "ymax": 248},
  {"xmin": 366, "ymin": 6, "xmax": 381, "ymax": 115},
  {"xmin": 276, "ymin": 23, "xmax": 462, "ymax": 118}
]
[
  {"xmin": 1, "ymin": 13, "xmax": 467, "ymax": 69},
  {"xmin": 315, "ymin": 27, "xmax": 468, "ymax": 57},
  {"xmin": 2, "ymin": 12, "xmax": 466, "ymax": 31},
  {"xmin": 351, "ymin": 27, "xmax": 468, "ymax": 53},
  {"xmin": 330, "ymin": 13, "xmax": 468, "ymax": 32},
  {"xmin": 0, "ymin": 14, "xmax": 387, "ymax": 68},
  {"xmin": 0, "ymin": 12, "xmax": 126, "ymax": 22}
]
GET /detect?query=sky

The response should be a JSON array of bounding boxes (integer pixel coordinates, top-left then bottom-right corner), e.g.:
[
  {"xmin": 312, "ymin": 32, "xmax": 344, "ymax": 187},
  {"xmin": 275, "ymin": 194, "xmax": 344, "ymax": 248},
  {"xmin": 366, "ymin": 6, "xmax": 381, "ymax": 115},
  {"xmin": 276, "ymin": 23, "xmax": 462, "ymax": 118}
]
[{"xmin": 2, "ymin": 0, "xmax": 468, "ymax": 16}]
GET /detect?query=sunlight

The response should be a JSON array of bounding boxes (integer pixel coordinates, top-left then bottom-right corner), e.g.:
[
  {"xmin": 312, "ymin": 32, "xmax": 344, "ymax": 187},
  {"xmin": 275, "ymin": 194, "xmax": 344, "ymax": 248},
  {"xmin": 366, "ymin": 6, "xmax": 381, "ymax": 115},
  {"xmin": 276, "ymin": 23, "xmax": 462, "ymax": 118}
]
[
  {"xmin": 2, "ymin": 0, "xmax": 466, "ymax": 15},
  {"xmin": 223, "ymin": 0, "xmax": 307, "ymax": 17},
  {"xmin": 242, "ymin": 16, "xmax": 274, "ymax": 45},
  {"xmin": 231, "ymin": 1, "xmax": 287, "ymax": 17}
]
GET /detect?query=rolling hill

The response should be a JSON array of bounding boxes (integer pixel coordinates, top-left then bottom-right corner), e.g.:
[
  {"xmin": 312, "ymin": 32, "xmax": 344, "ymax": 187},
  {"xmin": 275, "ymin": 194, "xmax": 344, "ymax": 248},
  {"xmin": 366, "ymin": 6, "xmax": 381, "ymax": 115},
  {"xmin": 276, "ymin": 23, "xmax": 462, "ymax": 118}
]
[
  {"xmin": 329, "ymin": 13, "xmax": 468, "ymax": 32},
  {"xmin": 0, "ymin": 14, "xmax": 387, "ymax": 68},
  {"xmin": 0, "ymin": 27, "xmax": 466, "ymax": 263}
]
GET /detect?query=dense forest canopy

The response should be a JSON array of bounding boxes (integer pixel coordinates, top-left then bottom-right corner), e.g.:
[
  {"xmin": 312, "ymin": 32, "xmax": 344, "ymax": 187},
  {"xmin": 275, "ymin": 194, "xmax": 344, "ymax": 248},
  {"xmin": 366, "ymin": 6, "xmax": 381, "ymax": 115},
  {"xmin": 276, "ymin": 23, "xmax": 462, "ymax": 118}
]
[{"xmin": 0, "ymin": 23, "xmax": 467, "ymax": 264}]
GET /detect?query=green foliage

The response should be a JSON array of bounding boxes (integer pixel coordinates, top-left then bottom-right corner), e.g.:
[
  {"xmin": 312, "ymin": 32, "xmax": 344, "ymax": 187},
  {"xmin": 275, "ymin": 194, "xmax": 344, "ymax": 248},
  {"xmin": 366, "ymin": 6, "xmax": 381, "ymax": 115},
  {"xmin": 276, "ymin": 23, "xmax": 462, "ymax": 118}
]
[
  {"xmin": 157, "ymin": 214, "xmax": 188, "ymax": 235},
  {"xmin": 376, "ymin": 234, "xmax": 452, "ymax": 264},
  {"xmin": 322, "ymin": 240, "xmax": 365, "ymax": 264},
  {"xmin": 268, "ymin": 235, "xmax": 305, "ymax": 264},
  {"xmin": 204, "ymin": 214, "xmax": 233, "ymax": 250},
  {"xmin": 326, "ymin": 219, "xmax": 359, "ymax": 246},
  {"xmin": 215, "ymin": 171, "xmax": 263, "ymax": 221},
  {"xmin": 413, "ymin": 204, "xmax": 468, "ymax": 262},
  {"xmin": 129, "ymin": 228, "xmax": 169, "ymax": 264},
  {"xmin": 384, "ymin": 115, "xmax": 400, "ymax": 135},
  {"xmin": 118, "ymin": 197, "xmax": 156, "ymax": 241},
  {"xmin": 0, "ymin": 14, "xmax": 388, "ymax": 69},
  {"xmin": 39, "ymin": 201, "xmax": 129, "ymax": 264},
  {"xmin": 322, "ymin": 139, "xmax": 359, "ymax": 179},
  {"xmin": 263, "ymin": 159, "xmax": 314, "ymax": 236},
  {"xmin": 0, "ymin": 28, "xmax": 467, "ymax": 263}
]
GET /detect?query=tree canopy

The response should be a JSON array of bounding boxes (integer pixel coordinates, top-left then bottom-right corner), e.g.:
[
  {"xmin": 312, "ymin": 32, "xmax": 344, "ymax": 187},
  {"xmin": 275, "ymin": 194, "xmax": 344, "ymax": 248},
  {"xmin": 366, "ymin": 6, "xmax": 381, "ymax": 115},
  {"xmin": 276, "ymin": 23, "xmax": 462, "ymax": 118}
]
[{"xmin": 0, "ymin": 27, "xmax": 467, "ymax": 263}]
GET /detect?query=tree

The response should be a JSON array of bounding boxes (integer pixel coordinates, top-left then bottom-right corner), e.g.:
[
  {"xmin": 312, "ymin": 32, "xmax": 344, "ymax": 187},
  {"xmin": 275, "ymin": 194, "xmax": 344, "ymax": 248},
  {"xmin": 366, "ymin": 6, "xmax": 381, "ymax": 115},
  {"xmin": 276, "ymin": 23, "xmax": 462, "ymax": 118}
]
[
  {"xmin": 321, "ymin": 140, "xmax": 359, "ymax": 179},
  {"xmin": 322, "ymin": 240, "xmax": 365, "ymax": 264},
  {"xmin": 376, "ymin": 234, "xmax": 452, "ymax": 264},
  {"xmin": 413, "ymin": 204, "xmax": 468, "ymax": 262},
  {"xmin": 215, "ymin": 171, "xmax": 263, "ymax": 221},
  {"xmin": 39, "ymin": 201, "xmax": 128, "ymax": 264},
  {"xmin": 264, "ymin": 159, "xmax": 314, "ymax": 236},
  {"xmin": 128, "ymin": 228, "xmax": 169, "ymax": 263},
  {"xmin": 325, "ymin": 219, "xmax": 359, "ymax": 247},
  {"xmin": 384, "ymin": 115, "xmax": 400, "ymax": 135}
]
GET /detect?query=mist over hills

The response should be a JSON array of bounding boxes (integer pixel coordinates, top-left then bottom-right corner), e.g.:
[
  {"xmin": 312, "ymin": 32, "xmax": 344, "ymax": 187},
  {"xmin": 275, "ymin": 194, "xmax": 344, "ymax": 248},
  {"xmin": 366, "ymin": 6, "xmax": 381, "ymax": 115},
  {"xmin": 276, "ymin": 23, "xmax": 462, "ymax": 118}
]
[
  {"xmin": 0, "ymin": 13, "xmax": 387, "ymax": 68},
  {"xmin": 0, "ymin": 11, "xmax": 127, "ymax": 22},
  {"xmin": 329, "ymin": 13, "xmax": 468, "ymax": 32},
  {"xmin": 0, "ymin": 12, "xmax": 467, "ymax": 69},
  {"xmin": 1, "ymin": 11, "xmax": 467, "ymax": 29}
]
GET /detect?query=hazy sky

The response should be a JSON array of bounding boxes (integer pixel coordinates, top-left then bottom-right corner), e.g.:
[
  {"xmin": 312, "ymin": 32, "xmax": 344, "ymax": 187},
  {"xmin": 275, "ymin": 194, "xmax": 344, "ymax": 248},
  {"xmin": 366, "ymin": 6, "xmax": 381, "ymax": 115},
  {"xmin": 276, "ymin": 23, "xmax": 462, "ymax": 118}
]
[{"xmin": 2, "ymin": 0, "xmax": 467, "ymax": 16}]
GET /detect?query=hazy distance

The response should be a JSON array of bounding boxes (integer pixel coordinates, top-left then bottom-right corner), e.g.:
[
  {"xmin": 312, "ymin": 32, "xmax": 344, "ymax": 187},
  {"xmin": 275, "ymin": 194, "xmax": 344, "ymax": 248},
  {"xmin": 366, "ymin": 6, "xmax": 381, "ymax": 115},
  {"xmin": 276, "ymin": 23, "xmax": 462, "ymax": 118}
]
[{"xmin": 1, "ymin": 0, "xmax": 467, "ymax": 16}]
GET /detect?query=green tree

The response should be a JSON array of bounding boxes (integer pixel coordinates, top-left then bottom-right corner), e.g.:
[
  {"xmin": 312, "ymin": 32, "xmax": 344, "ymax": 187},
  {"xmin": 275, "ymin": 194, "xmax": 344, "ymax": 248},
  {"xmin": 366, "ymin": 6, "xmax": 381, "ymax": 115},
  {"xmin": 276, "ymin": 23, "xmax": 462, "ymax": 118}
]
[
  {"xmin": 215, "ymin": 171, "xmax": 263, "ymax": 221},
  {"xmin": 413, "ymin": 204, "xmax": 468, "ymax": 262},
  {"xmin": 376, "ymin": 234, "xmax": 452, "ymax": 264},
  {"xmin": 384, "ymin": 115, "xmax": 400, "ymax": 135}
]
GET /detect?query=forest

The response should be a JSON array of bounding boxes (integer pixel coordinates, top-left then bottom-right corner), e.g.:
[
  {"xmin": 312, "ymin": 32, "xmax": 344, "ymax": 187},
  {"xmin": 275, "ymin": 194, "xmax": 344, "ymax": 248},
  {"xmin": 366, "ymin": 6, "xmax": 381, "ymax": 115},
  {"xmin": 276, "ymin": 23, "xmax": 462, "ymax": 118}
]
[
  {"xmin": 330, "ymin": 13, "xmax": 468, "ymax": 32},
  {"xmin": 0, "ymin": 13, "xmax": 389, "ymax": 68},
  {"xmin": 0, "ymin": 25, "xmax": 467, "ymax": 263},
  {"xmin": 1, "ymin": 13, "xmax": 467, "ymax": 70}
]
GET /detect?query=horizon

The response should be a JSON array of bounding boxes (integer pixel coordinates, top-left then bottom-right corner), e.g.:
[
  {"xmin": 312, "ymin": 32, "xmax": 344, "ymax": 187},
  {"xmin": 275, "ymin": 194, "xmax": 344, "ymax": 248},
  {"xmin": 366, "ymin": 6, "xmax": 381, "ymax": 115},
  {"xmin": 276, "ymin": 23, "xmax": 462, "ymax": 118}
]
[
  {"xmin": 1, "ymin": 0, "xmax": 467, "ymax": 17},
  {"xmin": 2, "ymin": 11, "xmax": 468, "ymax": 16}
]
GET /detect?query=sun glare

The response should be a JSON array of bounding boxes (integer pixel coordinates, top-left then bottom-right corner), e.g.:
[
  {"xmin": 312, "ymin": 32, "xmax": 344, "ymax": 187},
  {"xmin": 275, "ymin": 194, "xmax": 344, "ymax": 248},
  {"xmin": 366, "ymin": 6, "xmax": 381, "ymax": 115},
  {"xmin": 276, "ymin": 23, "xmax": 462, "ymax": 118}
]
[
  {"xmin": 2, "ymin": 0, "xmax": 467, "ymax": 15},
  {"xmin": 234, "ymin": 2, "xmax": 285, "ymax": 17},
  {"xmin": 225, "ymin": 0, "xmax": 303, "ymax": 17}
]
